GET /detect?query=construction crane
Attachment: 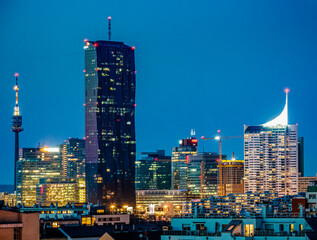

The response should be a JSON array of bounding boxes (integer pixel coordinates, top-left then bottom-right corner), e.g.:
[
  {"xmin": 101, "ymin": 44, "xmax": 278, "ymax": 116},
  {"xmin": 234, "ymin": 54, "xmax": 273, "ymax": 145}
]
[{"xmin": 201, "ymin": 130, "xmax": 243, "ymax": 196}]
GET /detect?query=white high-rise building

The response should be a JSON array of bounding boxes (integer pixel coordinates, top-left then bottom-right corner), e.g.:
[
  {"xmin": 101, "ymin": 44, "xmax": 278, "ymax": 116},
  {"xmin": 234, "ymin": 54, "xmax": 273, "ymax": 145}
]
[{"xmin": 244, "ymin": 89, "xmax": 298, "ymax": 196}]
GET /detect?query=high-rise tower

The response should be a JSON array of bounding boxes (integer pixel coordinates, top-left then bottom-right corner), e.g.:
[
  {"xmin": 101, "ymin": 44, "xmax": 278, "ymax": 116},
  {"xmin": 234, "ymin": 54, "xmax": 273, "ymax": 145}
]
[
  {"xmin": 84, "ymin": 19, "xmax": 136, "ymax": 208},
  {"xmin": 244, "ymin": 89, "xmax": 298, "ymax": 196},
  {"xmin": 11, "ymin": 73, "xmax": 23, "ymax": 191}
]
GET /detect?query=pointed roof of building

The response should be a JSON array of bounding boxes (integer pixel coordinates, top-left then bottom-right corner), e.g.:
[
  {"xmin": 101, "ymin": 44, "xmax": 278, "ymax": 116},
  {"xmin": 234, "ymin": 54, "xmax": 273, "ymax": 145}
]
[{"xmin": 263, "ymin": 89, "xmax": 289, "ymax": 127}]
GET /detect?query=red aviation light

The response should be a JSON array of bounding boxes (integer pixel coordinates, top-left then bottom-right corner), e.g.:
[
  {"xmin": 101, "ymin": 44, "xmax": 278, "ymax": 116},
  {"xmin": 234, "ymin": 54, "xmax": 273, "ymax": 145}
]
[
  {"xmin": 133, "ymin": 104, "xmax": 136, "ymax": 107},
  {"xmin": 154, "ymin": 158, "xmax": 158, "ymax": 161},
  {"xmin": 117, "ymin": 119, "xmax": 121, "ymax": 122},
  {"xmin": 186, "ymin": 155, "xmax": 189, "ymax": 164},
  {"xmin": 14, "ymin": 73, "xmax": 19, "ymax": 77},
  {"xmin": 83, "ymin": 103, "xmax": 86, "ymax": 106},
  {"xmin": 84, "ymin": 39, "xmax": 88, "ymax": 42},
  {"xmin": 108, "ymin": 16, "xmax": 112, "ymax": 20},
  {"xmin": 134, "ymin": 71, "xmax": 137, "ymax": 74},
  {"xmin": 284, "ymin": 88, "xmax": 290, "ymax": 94},
  {"xmin": 95, "ymin": 102, "xmax": 98, "ymax": 105},
  {"xmin": 131, "ymin": 46, "xmax": 135, "ymax": 50},
  {"xmin": 94, "ymin": 43, "xmax": 98, "ymax": 47},
  {"xmin": 83, "ymin": 70, "xmax": 86, "ymax": 72}
]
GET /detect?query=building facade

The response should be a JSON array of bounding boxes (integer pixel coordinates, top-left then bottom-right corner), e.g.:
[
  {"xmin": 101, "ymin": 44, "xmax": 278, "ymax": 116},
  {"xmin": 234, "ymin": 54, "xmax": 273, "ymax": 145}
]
[
  {"xmin": 16, "ymin": 147, "xmax": 63, "ymax": 206},
  {"xmin": 187, "ymin": 153, "xmax": 221, "ymax": 199},
  {"xmin": 61, "ymin": 138, "xmax": 85, "ymax": 179},
  {"xmin": 84, "ymin": 40, "xmax": 136, "ymax": 208},
  {"xmin": 36, "ymin": 178, "xmax": 86, "ymax": 205},
  {"xmin": 298, "ymin": 137, "xmax": 304, "ymax": 177},
  {"xmin": 135, "ymin": 150, "xmax": 171, "ymax": 190},
  {"xmin": 172, "ymin": 137, "xmax": 198, "ymax": 190},
  {"xmin": 218, "ymin": 159, "xmax": 244, "ymax": 196},
  {"xmin": 244, "ymin": 91, "xmax": 298, "ymax": 196},
  {"xmin": 298, "ymin": 175, "xmax": 317, "ymax": 193}
]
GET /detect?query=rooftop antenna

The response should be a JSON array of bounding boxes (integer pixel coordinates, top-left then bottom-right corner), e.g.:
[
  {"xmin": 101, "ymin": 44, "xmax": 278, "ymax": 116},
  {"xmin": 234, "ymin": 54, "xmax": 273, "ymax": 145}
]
[
  {"xmin": 191, "ymin": 129, "xmax": 196, "ymax": 137},
  {"xmin": 108, "ymin": 16, "xmax": 112, "ymax": 41}
]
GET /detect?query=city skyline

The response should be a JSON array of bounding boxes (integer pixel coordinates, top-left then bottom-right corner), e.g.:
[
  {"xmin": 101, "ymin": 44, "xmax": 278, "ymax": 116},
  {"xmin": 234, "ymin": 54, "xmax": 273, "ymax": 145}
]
[{"xmin": 1, "ymin": 0, "xmax": 317, "ymax": 184}]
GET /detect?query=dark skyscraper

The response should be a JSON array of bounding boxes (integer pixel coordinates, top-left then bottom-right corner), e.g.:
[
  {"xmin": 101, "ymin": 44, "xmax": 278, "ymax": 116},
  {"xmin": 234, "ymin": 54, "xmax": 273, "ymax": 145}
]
[
  {"xmin": 11, "ymin": 73, "xmax": 23, "ymax": 191},
  {"xmin": 84, "ymin": 36, "xmax": 136, "ymax": 208}
]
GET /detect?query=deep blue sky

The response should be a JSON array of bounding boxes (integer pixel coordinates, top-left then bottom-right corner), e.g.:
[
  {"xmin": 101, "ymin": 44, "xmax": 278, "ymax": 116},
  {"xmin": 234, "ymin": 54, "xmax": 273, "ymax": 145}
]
[{"xmin": 1, "ymin": 0, "xmax": 317, "ymax": 184}]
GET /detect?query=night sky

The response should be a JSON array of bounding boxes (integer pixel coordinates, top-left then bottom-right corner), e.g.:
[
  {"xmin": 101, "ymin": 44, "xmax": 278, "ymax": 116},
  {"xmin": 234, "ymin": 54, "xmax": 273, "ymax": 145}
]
[{"xmin": 1, "ymin": 0, "xmax": 317, "ymax": 184}]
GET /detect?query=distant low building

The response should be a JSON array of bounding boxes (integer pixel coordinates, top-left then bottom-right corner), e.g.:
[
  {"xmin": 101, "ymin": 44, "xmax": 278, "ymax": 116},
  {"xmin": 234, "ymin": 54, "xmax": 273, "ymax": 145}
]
[
  {"xmin": 136, "ymin": 190, "xmax": 187, "ymax": 216},
  {"xmin": 298, "ymin": 175, "xmax": 317, "ymax": 193},
  {"xmin": 0, "ymin": 192, "xmax": 16, "ymax": 207}
]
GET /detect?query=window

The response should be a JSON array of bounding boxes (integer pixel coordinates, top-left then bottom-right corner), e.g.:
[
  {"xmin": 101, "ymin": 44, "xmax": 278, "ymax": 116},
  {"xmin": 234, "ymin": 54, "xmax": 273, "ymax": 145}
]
[
  {"xmin": 245, "ymin": 224, "xmax": 254, "ymax": 237},
  {"xmin": 182, "ymin": 224, "xmax": 190, "ymax": 231}
]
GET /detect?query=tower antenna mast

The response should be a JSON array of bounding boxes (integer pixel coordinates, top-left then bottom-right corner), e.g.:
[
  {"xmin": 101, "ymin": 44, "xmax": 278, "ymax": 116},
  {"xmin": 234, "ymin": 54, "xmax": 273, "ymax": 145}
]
[{"xmin": 108, "ymin": 16, "xmax": 112, "ymax": 41}]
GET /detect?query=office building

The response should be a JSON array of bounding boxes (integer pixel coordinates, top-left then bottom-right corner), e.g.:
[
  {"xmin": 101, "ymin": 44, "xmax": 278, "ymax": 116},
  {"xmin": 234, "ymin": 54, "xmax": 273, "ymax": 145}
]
[
  {"xmin": 187, "ymin": 153, "xmax": 223, "ymax": 199},
  {"xmin": 61, "ymin": 138, "xmax": 85, "ymax": 179},
  {"xmin": 84, "ymin": 36, "xmax": 136, "ymax": 208},
  {"xmin": 16, "ymin": 147, "xmax": 63, "ymax": 206},
  {"xmin": 36, "ymin": 178, "xmax": 86, "ymax": 205},
  {"xmin": 298, "ymin": 175, "xmax": 317, "ymax": 193},
  {"xmin": 172, "ymin": 137, "xmax": 198, "ymax": 190},
  {"xmin": 298, "ymin": 137, "xmax": 304, "ymax": 177},
  {"xmin": 244, "ymin": 90, "xmax": 298, "ymax": 196},
  {"xmin": 218, "ymin": 158, "xmax": 244, "ymax": 196},
  {"xmin": 135, "ymin": 150, "xmax": 171, "ymax": 190},
  {"xmin": 136, "ymin": 190, "xmax": 187, "ymax": 216}
]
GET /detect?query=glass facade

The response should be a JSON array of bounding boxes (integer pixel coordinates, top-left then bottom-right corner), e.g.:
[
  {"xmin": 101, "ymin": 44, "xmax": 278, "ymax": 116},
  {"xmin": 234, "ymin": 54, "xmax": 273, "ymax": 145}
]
[
  {"xmin": 85, "ymin": 40, "xmax": 136, "ymax": 207},
  {"xmin": 135, "ymin": 150, "xmax": 171, "ymax": 190},
  {"xmin": 16, "ymin": 148, "xmax": 63, "ymax": 206},
  {"xmin": 172, "ymin": 137, "xmax": 198, "ymax": 190},
  {"xmin": 36, "ymin": 178, "xmax": 85, "ymax": 205},
  {"xmin": 218, "ymin": 159, "xmax": 244, "ymax": 196},
  {"xmin": 60, "ymin": 138, "xmax": 85, "ymax": 179},
  {"xmin": 187, "ymin": 153, "xmax": 223, "ymax": 199}
]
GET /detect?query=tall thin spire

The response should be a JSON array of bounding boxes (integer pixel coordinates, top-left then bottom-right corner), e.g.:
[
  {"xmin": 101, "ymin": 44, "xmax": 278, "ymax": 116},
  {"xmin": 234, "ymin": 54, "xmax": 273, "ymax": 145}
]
[
  {"xmin": 13, "ymin": 73, "xmax": 20, "ymax": 116},
  {"xmin": 263, "ymin": 89, "xmax": 289, "ymax": 127},
  {"xmin": 11, "ymin": 73, "xmax": 24, "ymax": 192},
  {"xmin": 108, "ymin": 16, "xmax": 112, "ymax": 41}
]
